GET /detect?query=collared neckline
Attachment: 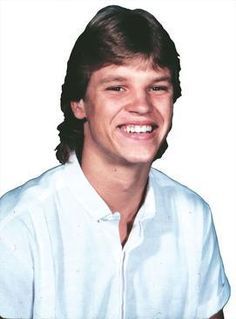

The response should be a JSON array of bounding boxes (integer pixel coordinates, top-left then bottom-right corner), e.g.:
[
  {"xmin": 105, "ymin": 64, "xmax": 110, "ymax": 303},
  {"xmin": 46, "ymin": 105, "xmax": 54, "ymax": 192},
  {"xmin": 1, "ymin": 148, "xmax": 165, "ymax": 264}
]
[{"xmin": 63, "ymin": 152, "xmax": 157, "ymax": 222}]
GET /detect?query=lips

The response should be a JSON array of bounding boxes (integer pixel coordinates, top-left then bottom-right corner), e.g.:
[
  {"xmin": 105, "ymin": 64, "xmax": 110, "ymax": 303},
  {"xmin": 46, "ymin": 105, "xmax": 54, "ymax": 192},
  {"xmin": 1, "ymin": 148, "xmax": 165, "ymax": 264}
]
[
  {"xmin": 118, "ymin": 123, "xmax": 158, "ymax": 134},
  {"xmin": 116, "ymin": 122, "xmax": 158, "ymax": 142}
]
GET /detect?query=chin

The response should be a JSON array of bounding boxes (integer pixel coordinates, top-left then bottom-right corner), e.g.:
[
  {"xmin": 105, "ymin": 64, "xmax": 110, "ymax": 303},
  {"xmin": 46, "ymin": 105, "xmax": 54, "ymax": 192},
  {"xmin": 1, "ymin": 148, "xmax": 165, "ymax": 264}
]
[{"xmin": 121, "ymin": 152, "xmax": 156, "ymax": 166}]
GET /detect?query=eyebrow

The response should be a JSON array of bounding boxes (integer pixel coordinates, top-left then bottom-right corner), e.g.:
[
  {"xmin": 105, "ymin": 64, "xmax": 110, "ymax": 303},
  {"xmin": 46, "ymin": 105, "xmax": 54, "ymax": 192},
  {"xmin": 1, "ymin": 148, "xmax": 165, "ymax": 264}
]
[
  {"xmin": 99, "ymin": 75, "xmax": 172, "ymax": 84},
  {"xmin": 150, "ymin": 76, "xmax": 172, "ymax": 83},
  {"xmin": 99, "ymin": 76, "xmax": 128, "ymax": 84}
]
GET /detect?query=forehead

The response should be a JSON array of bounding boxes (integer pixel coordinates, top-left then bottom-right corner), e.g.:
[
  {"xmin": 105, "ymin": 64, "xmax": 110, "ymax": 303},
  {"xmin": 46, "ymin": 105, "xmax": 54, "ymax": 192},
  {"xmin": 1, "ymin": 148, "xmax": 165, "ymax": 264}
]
[{"xmin": 90, "ymin": 58, "xmax": 171, "ymax": 83}]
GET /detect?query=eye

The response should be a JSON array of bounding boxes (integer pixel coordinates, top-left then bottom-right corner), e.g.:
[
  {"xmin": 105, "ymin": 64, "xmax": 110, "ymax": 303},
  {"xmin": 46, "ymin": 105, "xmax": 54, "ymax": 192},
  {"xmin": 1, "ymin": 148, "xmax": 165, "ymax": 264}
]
[
  {"xmin": 106, "ymin": 86, "xmax": 125, "ymax": 92},
  {"xmin": 150, "ymin": 86, "xmax": 168, "ymax": 92}
]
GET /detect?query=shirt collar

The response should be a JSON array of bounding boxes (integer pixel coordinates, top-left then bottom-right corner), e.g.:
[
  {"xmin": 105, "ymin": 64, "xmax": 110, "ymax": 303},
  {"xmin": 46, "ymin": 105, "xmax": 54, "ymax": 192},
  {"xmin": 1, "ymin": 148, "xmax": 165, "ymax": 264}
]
[{"xmin": 63, "ymin": 152, "xmax": 157, "ymax": 221}]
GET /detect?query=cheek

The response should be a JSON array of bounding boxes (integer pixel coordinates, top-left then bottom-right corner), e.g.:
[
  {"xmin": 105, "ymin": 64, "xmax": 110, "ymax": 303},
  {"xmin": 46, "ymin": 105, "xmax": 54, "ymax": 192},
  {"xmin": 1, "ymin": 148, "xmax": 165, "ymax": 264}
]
[
  {"xmin": 167, "ymin": 107, "xmax": 174, "ymax": 120},
  {"xmin": 165, "ymin": 110, "xmax": 173, "ymax": 128},
  {"xmin": 158, "ymin": 106, "xmax": 173, "ymax": 131},
  {"xmin": 162, "ymin": 99, "xmax": 173, "ymax": 116},
  {"xmin": 85, "ymin": 112, "xmax": 107, "ymax": 137},
  {"xmin": 154, "ymin": 102, "xmax": 173, "ymax": 120}
]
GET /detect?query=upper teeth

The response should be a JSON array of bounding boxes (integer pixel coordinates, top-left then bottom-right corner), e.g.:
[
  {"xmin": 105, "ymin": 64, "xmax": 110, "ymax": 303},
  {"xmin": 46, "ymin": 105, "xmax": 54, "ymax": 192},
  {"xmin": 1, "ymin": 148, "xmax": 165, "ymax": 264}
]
[{"xmin": 124, "ymin": 125, "xmax": 153, "ymax": 133}]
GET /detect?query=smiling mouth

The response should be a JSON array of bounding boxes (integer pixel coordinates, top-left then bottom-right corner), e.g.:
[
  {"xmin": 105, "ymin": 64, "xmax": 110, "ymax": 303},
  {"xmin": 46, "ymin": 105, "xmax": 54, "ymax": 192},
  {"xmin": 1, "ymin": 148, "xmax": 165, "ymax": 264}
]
[{"xmin": 119, "ymin": 124, "xmax": 157, "ymax": 134}]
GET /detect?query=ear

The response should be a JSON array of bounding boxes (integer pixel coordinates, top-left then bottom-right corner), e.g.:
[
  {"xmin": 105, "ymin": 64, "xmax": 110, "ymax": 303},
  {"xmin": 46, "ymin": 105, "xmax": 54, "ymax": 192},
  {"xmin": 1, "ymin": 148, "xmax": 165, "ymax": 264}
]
[{"xmin": 70, "ymin": 100, "xmax": 86, "ymax": 120}]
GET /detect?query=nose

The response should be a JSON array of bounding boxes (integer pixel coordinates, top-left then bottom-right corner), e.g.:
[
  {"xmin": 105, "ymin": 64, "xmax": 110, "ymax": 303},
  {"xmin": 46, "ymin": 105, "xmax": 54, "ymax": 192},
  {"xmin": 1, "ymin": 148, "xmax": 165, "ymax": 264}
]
[{"xmin": 125, "ymin": 91, "xmax": 153, "ymax": 114}]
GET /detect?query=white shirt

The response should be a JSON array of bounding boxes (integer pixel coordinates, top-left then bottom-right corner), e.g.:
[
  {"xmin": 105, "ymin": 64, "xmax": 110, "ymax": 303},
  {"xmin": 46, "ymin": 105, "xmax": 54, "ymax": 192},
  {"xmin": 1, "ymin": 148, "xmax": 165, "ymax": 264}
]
[{"xmin": 0, "ymin": 153, "xmax": 230, "ymax": 318}]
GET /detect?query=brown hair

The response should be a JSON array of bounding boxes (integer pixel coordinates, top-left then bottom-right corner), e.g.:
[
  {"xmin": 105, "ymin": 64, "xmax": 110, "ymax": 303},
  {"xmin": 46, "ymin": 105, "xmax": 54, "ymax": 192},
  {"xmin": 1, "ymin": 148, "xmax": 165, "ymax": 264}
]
[{"xmin": 55, "ymin": 5, "xmax": 181, "ymax": 163}]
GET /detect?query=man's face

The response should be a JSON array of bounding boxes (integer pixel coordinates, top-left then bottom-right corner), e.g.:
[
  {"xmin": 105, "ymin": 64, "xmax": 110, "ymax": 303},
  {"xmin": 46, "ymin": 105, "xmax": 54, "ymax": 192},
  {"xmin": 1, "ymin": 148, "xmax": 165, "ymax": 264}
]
[{"xmin": 71, "ymin": 58, "xmax": 174, "ymax": 167}]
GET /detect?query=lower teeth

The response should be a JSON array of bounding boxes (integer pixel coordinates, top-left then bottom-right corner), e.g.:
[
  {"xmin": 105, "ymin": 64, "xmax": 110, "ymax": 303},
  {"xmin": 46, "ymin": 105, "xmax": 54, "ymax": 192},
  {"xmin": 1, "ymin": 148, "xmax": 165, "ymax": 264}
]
[{"xmin": 128, "ymin": 131, "xmax": 151, "ymax": 134}]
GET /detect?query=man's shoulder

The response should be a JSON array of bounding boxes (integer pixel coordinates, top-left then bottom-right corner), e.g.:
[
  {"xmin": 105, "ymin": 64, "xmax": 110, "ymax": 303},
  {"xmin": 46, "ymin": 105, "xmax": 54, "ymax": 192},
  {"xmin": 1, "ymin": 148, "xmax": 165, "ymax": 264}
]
[
  {"xmin": 150, "ymin": 167, "xmax": 208, "ymax": 209},
  {"xmin": 149, "ymin": 167, "xmax": 213, "ymax": 236},
  {"xmin": 0, "ymin": 164, "xmax": 65, "ymax": 221}
]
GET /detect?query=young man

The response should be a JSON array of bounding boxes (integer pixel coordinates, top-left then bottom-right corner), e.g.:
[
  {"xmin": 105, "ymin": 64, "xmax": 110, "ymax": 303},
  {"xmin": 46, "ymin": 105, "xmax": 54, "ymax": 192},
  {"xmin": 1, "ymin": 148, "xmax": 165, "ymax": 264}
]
[{"xmin": 0, "ymin": 5, "xmax": 230, "ymax": 319}]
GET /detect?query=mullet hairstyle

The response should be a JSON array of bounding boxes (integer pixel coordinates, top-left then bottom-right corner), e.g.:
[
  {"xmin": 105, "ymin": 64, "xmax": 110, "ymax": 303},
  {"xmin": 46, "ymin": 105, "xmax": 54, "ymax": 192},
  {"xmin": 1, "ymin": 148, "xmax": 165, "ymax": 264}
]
[{"xmin": 55, "ymin": 5, "xmax": 181, "ymax": 164}]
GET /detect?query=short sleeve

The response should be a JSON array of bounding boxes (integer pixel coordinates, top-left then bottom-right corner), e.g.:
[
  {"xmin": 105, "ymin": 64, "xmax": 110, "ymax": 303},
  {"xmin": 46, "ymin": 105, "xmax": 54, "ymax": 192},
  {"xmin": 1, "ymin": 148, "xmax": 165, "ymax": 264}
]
[
  {"xmin": 196, "ymin": 205, "xmax": 230, "ymax": 318},
  {"xmin": 0, "ymin": 216, "xmax": 34, "ymax": 318}
]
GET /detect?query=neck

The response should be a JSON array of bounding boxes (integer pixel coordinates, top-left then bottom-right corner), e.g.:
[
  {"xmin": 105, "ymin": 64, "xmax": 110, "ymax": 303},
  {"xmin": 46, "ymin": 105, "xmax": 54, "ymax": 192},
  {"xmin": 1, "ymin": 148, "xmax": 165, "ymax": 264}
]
[{"xmin": 81, "ymin": 153, "xmax": 151, "ymax": 222}]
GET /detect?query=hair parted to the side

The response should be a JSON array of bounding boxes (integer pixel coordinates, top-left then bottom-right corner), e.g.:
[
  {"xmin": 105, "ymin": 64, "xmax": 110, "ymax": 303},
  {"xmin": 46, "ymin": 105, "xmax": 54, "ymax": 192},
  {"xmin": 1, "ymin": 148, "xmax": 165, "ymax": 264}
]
[{"xmin": 55, "ymin": 5, "xmax": 182, "ymax": 164}]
